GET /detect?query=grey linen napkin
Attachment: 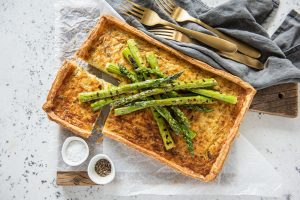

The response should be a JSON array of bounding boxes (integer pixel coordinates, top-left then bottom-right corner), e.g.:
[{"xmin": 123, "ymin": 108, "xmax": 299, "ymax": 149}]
[{"xmin": 106, "ymin": 0, "xmax": 300, "ymax": 89}]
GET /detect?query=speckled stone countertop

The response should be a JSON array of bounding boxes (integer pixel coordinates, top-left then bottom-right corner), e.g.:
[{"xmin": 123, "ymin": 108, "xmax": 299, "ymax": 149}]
[{"xmin": 0, "ymin": 0, "xmax": 299, "ymax": 199}]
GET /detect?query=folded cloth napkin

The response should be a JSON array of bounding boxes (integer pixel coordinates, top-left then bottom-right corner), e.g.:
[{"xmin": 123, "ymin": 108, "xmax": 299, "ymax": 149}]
[{"xmin": 106, "ymin": 0, "xmax": 300, "ymax": 89}]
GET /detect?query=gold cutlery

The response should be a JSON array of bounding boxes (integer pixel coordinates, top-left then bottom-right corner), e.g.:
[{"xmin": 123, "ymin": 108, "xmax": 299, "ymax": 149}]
[
  {"xmin": 149, "ymin": 27, "xmax": 264, "ymax": 70},
  {"xmin": 120, "ymin": 0, "xmax": 238, "ymax": 53},
  {"xmin": 155, "ymin": 0, "xmax": 261, "ymax": 59}
]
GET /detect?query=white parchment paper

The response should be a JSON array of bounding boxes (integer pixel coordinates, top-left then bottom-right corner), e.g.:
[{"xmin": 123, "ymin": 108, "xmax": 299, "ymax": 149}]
[{"xmin": 55, "ymin": 0, "xmax": 282, "ymax": 196}]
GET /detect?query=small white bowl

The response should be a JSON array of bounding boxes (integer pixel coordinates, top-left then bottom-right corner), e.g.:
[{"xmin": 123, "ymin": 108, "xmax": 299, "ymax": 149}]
[
  {"xmin": 61, "ymin": 136, "xmax": 89, "ymax": 166},
  {"xmin": 88, "ymin": 154, "xmax": 115, "ymax": 185}
]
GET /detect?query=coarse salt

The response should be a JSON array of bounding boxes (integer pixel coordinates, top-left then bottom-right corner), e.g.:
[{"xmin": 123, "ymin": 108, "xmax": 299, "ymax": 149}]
[{"xmin": 66, "ymin": 140, "xmax": 87, "ymax": 162}]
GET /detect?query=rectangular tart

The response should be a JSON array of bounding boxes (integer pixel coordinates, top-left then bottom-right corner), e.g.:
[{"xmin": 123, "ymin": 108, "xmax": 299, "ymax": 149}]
[
  {"xmin": 76, "ymin": 15, "xmax": 256, "ymax": 181},
  {"xmin": 43, "ymin": 60, "xmax": 109, "ymax": 138}
]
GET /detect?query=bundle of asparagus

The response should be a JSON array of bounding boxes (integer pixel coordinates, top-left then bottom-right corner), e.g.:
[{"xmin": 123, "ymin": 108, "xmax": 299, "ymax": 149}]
[{"xmin": 78, "ymin": 39, "xmax": 237, "ymax": 154}]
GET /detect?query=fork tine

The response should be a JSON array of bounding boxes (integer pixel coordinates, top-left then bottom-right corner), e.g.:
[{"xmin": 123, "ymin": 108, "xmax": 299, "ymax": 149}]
[
  {"xmin": 149, "ymin": 29, "xmax": 174, "ymax": 34},
  {"xmin": 126, "ymin": 0, "xmax": 145, "ymax": 12},
  {"xmin": 148, "ymin": 29, "xmax": 174, "ymax": 38},
  {"xmin": 152, "ymin": 32, "xmax": 173, "ymax": 38},
  {"xmin": 119, "ymin": 8, "xmax": 131, "ymax": 17},
  {"xmin": 151, "ymin": 32, "xmax": 172, "ymax": 37},
  {"xmin": 160, "ymin": 0, "xmax": 175, "ymax": 12},
  {"xmin": 155, "ymin": 0, "xmax": 172, "ymax": 14},
  {"xmin": 118, "ymin": 5, "xmax": 130, "ymax": 16},
  {"xmin": 165, "ymin": 0, "xmax": 176, "ymax": 8},
  {"xmin": 127, "ymin": 9, "xmax": 143, "ymax": 19},
  {"xmin": 149, "ymin": 31, "xmax": 173, "ymax": 37},
  {"xmin": 129, "ymin": 5, "xmax": 144, "ymax": 16},
  {"xmin": 120, "ymin": 4, "xmax": 143, "ymax": 19},
  {"xmin": 156, "ymin": 26, "xmax": 176, "ymax": 30},
  {"xmin": 152, "ymin": 33, "xmax": 174, "ymax": 40}
]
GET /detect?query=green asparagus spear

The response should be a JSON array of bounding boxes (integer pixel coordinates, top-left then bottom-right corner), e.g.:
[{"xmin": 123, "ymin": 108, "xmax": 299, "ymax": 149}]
[
  {"xmin": 146, "ymin": 51, "xmax": 198, "ymax": 151},
  {"xmin": 126, "ymin": 42, "xmax": 163, "ymax": 82},
  {"xmin": 90, "ymin": 63, "xmax": 137, "ymax": 111},
  {"xmin": 105, "ymin": 63, "xmax": 122, "ymax": 76},
  {"xmin": 170, "ymin": 106, "xmax": 190, "ymax": 128},
  {"xmin": 91, "ymin": 93, "xmax": 133, "ymax": 112},
  {"xmin": 122, "ymin": 47, "xmax": 140, "ymax": 72},
  {"xmin": 166, "ymin": 91, "xmax": 215, "ymax": 112},
  {"xmin": 122, "ymin": 47, "xmax": 132, "ymax": 63},
  {"xmin": 114, "ymin": 96, "xmax": 214, "ymax": 116},
  {"xmin": 122, "ymin": 47, "xmax": 144, "ymax": 81},
  {"xmin": 91, "ymin": 98, "xmax": 114, "ymax": 111},
  {"xmin": 127, "ymin": 39, "xmax": 144, "ymax": 68},
  {"xmin": 191, "ymin": 89, "xmax": 237, "ymax": 104},
  {"xmin": 158, "ymin": 98, "xmax": 195, "ymax": 151},
  {"xmin": 118, "ymin": 64, "xmax": 138, "ymax": 83},
  {"xmin": 151, "ymin": 108, "xmax": 176, "ymax": 150},
  {"xmin": 105, "ymin": 63, "xmax": 138, "ymax": 83},
  {"xmin": 112, "ymin": 79, "xmax": 216, "ymax": 107},
  {"xmin": 78, "ymin": 72, "xmax": 182, "ymax": 102},
  {"xmin": 183, "ymin": 135, "xmax": 194, "ymax": 154},
  {"xmin": 154, "ymin": 106, "xmax": 182, "ymax": 135},
  {"xmin": 124, "ymin": 44, "xmax": 189, "ymax": 140},
  {"xmin": 181, "ymin": 105, "xmax": 214, "ymax": 112},
  {"xmin": 112, "ymin": 87, "xmax": 172, "ymax": 107},
  {"xmin": 146, "ymin": 51, "xmax": 203, "ymax": 153},
  {"xmin": 156, "ymin": 99, "xmax": 195, "ymax": 140},
  {"xmin": 184, "ymin": 127, "xmax": 196, "ymax": 140},
  {"xmin": 159, "ymin": 97, "xmax": 195, "ymax": 151},
  {"xmin": 146, "ymin": 52, "xmax": 232, "ymax": 105},
  {"xmin": 123, "ymin": 48, "xmax": 177, "ymax": 151},
  {"xmin": 146, "ymin": 53, "xmax": 185, "ymax": 101},
  {"xmin": 126, "ymin": 41, "xmax": 197, "ymax": 153},
  {"xmin": 136, "ymin": 67, "xmax": 165, "ymax": 78},
  {"xmin": 146, "ymin": 52, "xmax": 159, "ymax": 69},
  {"xmin": 171, "ymin": 110, "xmax": 196, "ymax": 139}
]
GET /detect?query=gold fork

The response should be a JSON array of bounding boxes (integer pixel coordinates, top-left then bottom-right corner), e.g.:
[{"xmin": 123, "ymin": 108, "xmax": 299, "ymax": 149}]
[
  {"xmin": 120, "ymin": 0, "xmax": 238, "ymax": 53},
  {"xmin": 149, "ymin": 26, "xmax": 195, "ymax": 43},
  {"xmin": 149, "ymin": 27, "xmax": 264, "ymax": 70},
  {"xmin": 155, "ymin": 0, "xmax": 261, "ymax": 59}
]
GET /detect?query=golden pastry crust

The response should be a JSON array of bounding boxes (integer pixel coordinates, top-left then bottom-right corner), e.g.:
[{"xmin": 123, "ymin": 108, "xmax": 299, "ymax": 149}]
[
  {"xmin": 76, "ymin": 16, "xmax": 256, "ymax": 181},
  {"xmin": 43, "ymin": 60, "xmax": 107, "ymax": 138}
]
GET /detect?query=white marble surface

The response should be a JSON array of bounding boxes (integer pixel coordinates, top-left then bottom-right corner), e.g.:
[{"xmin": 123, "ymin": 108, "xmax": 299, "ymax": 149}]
[{"xmin": 0, "ymin": 0, "xmax": 299, "ymax": 200}]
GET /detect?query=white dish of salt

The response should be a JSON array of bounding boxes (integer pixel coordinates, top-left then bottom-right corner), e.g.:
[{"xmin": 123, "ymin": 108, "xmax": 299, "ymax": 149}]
[{"xmin": 61, "ymin": 136, "xmax": 89, "ymax": 166}]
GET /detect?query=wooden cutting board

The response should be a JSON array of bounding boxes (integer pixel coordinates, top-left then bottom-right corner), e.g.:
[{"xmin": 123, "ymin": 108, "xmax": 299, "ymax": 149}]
[
  {"xmin": 250, "ymin": 83, "xmax": 298, "ymax": 117},
  {"xmin": 56, "ymin": 82, "xmax": 298, "ymax": 186}
]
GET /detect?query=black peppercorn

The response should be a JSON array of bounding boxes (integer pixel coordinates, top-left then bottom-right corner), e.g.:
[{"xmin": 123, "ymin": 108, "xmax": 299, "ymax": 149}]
[{"xmin": 94, "ymin": 159, "xmax": 111, "ymax": 177}]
